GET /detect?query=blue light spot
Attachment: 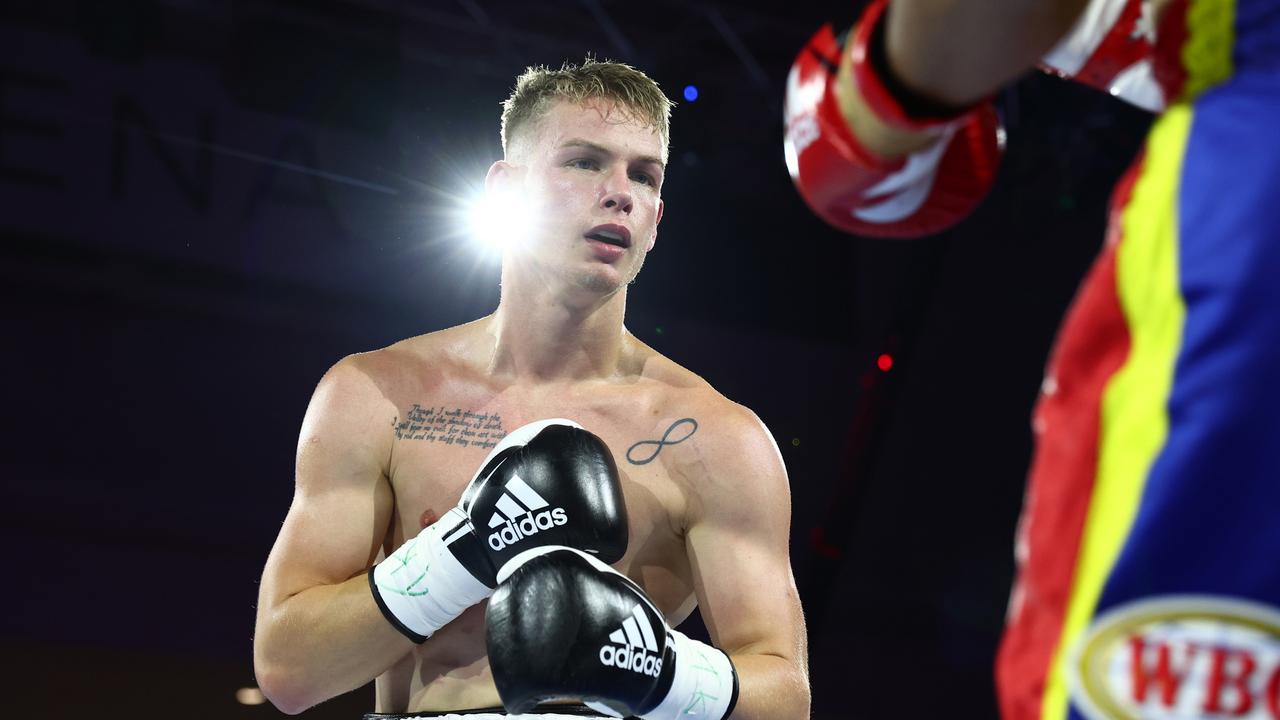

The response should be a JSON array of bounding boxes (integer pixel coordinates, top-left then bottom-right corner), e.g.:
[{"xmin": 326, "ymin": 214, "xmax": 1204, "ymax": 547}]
[{"xmin": 683, "ymin": 85, "xmax": 699, "ymax": 102}]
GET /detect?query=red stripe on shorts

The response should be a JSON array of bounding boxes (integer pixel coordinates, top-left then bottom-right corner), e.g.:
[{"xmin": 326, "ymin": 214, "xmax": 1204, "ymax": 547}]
[{"xmin": 994, "ymin": 157, "xmax": 1144, "ymax": 720}]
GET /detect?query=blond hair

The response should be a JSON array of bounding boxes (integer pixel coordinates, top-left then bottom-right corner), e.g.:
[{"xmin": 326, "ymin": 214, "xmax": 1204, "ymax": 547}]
[{"xmin": 500, "ymin": 58, "xmax": 674, "ymax": 161}]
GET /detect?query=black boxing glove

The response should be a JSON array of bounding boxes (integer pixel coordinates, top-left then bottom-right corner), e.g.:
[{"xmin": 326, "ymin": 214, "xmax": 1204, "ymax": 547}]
[
  {"xmin": 458, "ymin": 421, "xmax": 628, "ymax": 577},
  {"xmin": 370, "ymin": 419, "xmax": 628, "ymax": 643},
  {"xmin": 487, "ymin": 546, "xmax": 738, "ymax": 720}
]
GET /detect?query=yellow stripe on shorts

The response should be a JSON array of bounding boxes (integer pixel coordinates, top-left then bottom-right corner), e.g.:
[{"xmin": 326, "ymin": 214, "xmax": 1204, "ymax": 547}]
[
  {"xmin": 1040, "ymin": 104, "xmax": 1193, "ymax": 720},
  {"xmin": 1180, "ymin": 0, "xmax": 1235, "ymax": 102}
]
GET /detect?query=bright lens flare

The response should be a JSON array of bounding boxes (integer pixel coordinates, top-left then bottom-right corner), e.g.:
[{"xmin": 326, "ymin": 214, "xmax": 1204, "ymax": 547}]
[{"xmin": 465, "ymin": 187, "xmax": 534, "ymax": 258}]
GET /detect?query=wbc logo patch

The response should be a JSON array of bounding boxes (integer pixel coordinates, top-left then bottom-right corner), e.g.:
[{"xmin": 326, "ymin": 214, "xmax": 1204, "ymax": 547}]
[
  {"xmin": 485, "ymin": 475, "xmax": 568, "ymax": 551},
  {"xmin": 1070, "ymin": 596, "xmax": 1280, "ymax": 719},
  {"xmin": 600, "ymin": 604, "xmax": 664, "ymax": 678}
]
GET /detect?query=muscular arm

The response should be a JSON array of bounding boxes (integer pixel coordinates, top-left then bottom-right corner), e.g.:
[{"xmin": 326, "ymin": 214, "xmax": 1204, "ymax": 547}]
[
  {"xmin": 684, "ymin": 408, "xmax": 809, "ymax": 719},
  {"xmin": 253, "ymin": 357, "xmax": 411, "ymax": 714}
]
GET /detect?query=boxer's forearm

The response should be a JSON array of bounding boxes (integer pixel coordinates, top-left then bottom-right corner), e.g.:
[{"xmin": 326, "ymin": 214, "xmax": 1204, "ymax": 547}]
[
  {"xmin": 254, "ymin": 572, "xmax": 412, "ymax": 714},
  {"xmin": 885, "ymin": 0, "xmax": 1090, "ymax": 108},
  {"xmin": 727, "ymin": 653, "xmax": 811, "ymax": 720}
]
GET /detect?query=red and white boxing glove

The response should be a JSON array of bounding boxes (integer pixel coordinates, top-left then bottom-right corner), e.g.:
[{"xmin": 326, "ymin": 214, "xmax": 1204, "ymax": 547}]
[
  {"xmin": 1040, "ymin": 0, "xmax": 1164, "ymax": 111},
  {"xmin": 784, "ymin": 0, "xmax": 1004, "ymax": 239}
]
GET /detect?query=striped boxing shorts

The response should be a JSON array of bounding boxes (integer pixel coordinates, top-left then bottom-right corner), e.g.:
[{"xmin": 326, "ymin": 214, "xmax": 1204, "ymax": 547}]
[{"xmin": 996, "ymin": 0, "xmax": 1280, "ymax": 717}]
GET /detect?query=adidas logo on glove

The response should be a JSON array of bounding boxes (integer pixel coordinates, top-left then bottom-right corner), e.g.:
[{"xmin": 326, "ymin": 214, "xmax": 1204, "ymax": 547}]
[
  {"xmin": 599, "ymin": 604, "xmax": 664, "ymax": 678},
  {"xmin": 486, "ymin": 476, "xmax": 568, "ymax": 551}
]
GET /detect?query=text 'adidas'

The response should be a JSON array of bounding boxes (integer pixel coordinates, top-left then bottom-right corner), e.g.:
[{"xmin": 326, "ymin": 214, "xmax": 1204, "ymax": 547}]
[
  {"xmin": 486, "ymin": 475, "xmax": 569, "ymax": 551},
  {"xmin": 599, "ymin": 605, "xmax": 663, "ymax": 678}
]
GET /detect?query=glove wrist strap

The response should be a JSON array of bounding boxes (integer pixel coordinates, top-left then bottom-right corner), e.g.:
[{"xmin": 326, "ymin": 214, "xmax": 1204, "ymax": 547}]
[
  {"xmin": 370, "ymin": 508, "xmax": 492, "ymax": 643},
  {"xmin": 640, "ymin": 630, "xmax": 738, "ymax": 720}
]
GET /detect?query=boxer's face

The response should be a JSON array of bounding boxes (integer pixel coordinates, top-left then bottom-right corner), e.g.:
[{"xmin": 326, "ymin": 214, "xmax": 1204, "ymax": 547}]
[{"xmin": 496, "ymin": 98, "xmax": 665, "ymax": 297}]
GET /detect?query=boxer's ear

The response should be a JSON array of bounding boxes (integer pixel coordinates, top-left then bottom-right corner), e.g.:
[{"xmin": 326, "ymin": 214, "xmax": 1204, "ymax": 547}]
[{"xmin": 485, "ymin": 160, "xmax": 522, "ymax": 194}]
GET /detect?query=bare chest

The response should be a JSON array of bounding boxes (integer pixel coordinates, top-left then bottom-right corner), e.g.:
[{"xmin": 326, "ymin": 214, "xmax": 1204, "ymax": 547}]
[{"xmin": 384, "ymin": 390, "xmax": 699, "ymax": 620}]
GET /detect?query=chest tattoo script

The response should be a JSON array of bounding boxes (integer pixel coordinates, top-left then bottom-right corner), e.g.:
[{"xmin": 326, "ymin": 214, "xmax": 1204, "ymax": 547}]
[
  {"xmin": 626, "ymin": 417, "xmax": 699, "ymax": 465},
  {"xmin": 393, "ymin": 404, "xmax": 506, "ymax": 449}
]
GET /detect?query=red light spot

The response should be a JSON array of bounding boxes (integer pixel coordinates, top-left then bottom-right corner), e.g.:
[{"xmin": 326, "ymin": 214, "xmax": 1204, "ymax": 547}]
[{"xmin": 877, "ymin": 353, "xmax": 894, "ymax": 372}]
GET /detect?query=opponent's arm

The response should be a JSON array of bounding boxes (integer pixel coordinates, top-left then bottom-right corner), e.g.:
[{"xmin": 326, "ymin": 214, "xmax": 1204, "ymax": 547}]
[
  {"xmin": 683, "ymin": 407, "xmax": 809, "ymax": 719},
  {"xmin": 785, "ymin": 0, "xmax": 1102, "ymax": 238},
  {"xmin": 785, "ymin": 3, "xmax": 1004, "ymax": 238},
  {"xmin": 253, "ymin": 357, "xmax": 408, "ymax": 714},
  {"xmin": 835, "ymin": 0, "xmax": 1090, "ymax": 160},
  {"xmin": 884, "ymin": 0, "xmax": 1092, "ymax": 113}
]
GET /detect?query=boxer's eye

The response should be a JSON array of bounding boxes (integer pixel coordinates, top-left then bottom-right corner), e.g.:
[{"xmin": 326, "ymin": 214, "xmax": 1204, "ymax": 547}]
[{"xmin": 569, "ymin": 158, "xmax": 600, "ymax": 171}]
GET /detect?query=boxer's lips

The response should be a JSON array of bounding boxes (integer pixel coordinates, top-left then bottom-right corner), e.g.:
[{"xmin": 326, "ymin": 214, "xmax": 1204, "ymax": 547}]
[{"xmin": 584, "ymin": 225, "xmax": 631, "ymax": 248}]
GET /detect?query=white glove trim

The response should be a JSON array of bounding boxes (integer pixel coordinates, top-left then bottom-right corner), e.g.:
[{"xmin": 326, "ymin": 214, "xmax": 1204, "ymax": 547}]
[
  {"xmin": 371, "ymin": 507, "xmax": 492, "ymax": 641},
  {"xmin": 497, "ymin": 544, "xmax": 616, "ymax": 587},
  {"xmin": 641, "ymin": 630, "xmax": 738, "ymax": 720}
]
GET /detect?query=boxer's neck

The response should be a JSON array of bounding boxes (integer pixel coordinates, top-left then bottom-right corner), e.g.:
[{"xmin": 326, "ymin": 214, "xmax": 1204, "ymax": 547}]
[{"xmin": 486, "ymin": 285, "xmax": 630, "ymax": 382}]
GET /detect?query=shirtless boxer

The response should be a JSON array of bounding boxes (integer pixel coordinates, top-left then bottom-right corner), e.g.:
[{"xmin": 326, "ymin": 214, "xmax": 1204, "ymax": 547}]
[
  {"xmin": 786, "ymin": 0, "xmax": 1280, "ymax": 718},
  {"xmin": 253, "ymin": 59, "xmax": 809, "ymax": 719}
]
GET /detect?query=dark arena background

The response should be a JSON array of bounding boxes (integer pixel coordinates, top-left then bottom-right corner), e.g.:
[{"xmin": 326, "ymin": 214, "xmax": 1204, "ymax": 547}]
[{"xmin": 2, "ymin": 1, "xmax": 1152, "ymax": 718}]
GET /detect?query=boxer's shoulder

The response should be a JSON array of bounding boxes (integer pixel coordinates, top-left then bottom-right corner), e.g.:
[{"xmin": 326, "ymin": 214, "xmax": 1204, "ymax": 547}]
[
  {"xmin": 300, "ymin": 354, "xmax": 399, "ymax": 465},
  {"xmin": 634, "ymin": 346, "xmax": 711, "ymax": 390},
  {"xmin": 629, "ymin": 341, "xmax": 765, "ymax": 436},
  {"xmin": 365, "ymin": 322, "xmax": 489, "ymax": 381},
  {"xmin": 323, "ymin": 321, "xmax": 497, "ymax": 411},
  {"xmin": 661, "ymin": 396, "xmax": 786, "ymax": 537},
  {"xmin": 628, "ymin": 348, "xmax": 779, "ymax": 494}
]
